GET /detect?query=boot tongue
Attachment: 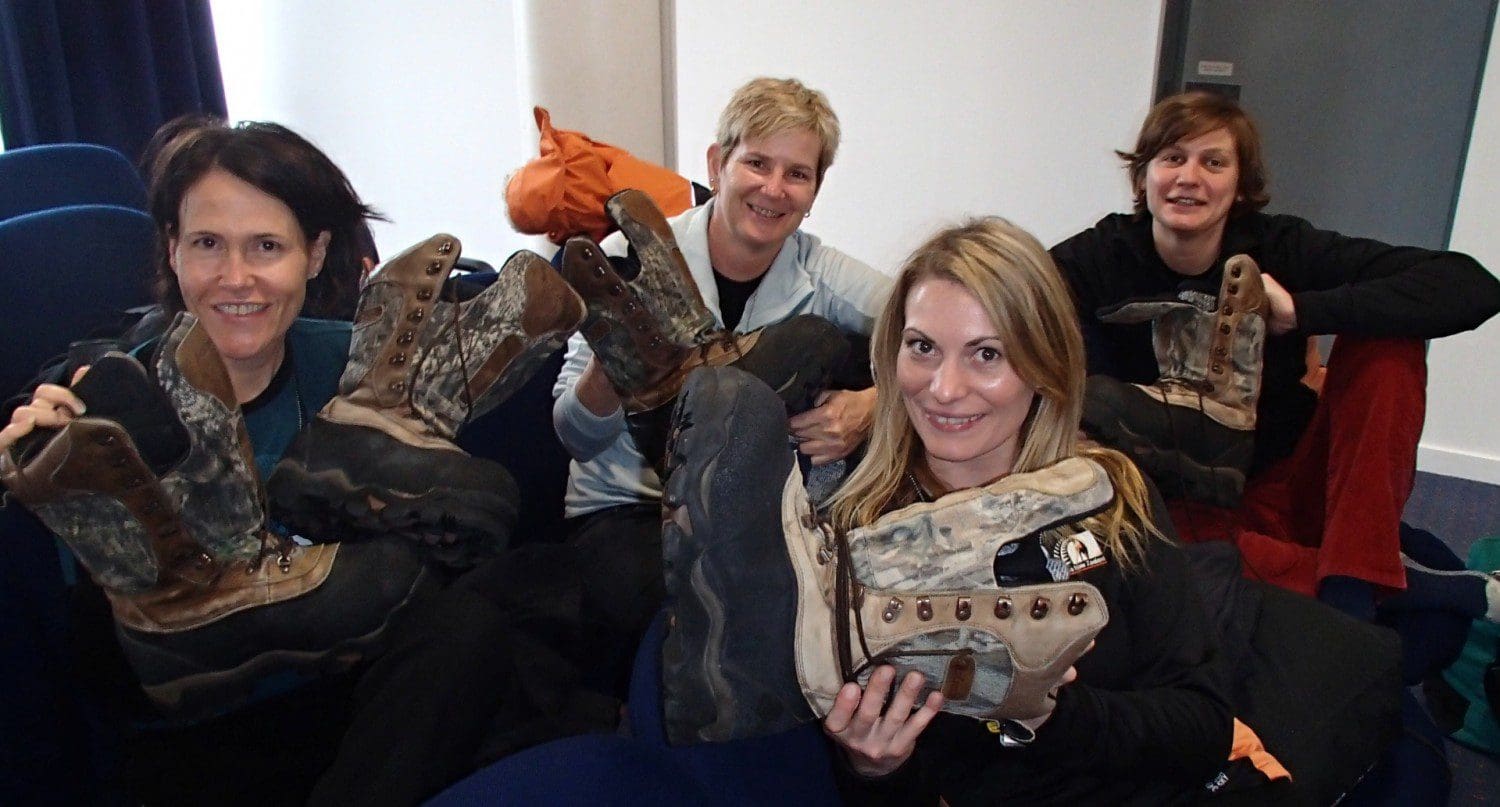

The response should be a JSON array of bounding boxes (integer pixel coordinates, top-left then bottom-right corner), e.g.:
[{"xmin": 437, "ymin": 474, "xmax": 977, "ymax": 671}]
[{"xmin": 70, "ymin": 353, "xmax": 191, "ymax": 476}]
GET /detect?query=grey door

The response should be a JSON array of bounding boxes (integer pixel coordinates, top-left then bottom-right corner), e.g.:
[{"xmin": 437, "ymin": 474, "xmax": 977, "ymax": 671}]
[{"xmin": 1160, "ymin": 0, "xmax": 1495, "ymax": 249}]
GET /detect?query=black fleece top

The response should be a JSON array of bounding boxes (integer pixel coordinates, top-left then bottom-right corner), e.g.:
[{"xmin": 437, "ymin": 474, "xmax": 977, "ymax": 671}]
[
  {"xmin": 1049, "ymin": 212, "xmax": 1500, "ymax": 468},
  {"xmin": 837, "ymin": 496, "xmax": 1235, "ymax": 806}
]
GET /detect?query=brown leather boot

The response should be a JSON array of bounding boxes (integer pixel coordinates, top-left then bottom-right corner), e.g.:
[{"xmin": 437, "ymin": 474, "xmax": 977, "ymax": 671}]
[
  {"xmin": 268, "ymin": 235, "xmax": 584, "ymax": 565},
  {"xmin": 561, "ymin": 235, "xmax": 849, "ymax": 470},
  {"xmin": 2, "ymin": 317, "xmax": 431, "ymax": 718}
]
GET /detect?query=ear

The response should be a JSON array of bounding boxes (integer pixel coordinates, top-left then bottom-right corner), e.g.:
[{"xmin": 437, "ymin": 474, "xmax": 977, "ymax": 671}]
[
  {"xmin": 308, "ymin": 231, "xmax": 332, "ymax": 279},
  {"xmin": 706, "ymin": 143, "xmax": 724, "ymax": 182},
  {"xmin": 167, "ymin": 232, "xmax": 181, "ymax": 274}
]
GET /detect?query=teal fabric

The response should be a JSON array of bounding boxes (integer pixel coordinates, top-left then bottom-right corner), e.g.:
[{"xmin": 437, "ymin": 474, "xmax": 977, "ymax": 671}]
[
  {"xmin": 1440, "ymin": 536, "xmax": 1500, "ymax": 753},
  {"xmin": 241, "ymin": 318, "xmax": 350, "ymax": 479}
]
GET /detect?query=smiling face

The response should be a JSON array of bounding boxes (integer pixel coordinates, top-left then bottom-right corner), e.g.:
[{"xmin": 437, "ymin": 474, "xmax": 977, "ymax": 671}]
[
  {"xmin": 170, "ymin": 168, "xmax": 327, "ymax": 390},
  {"xmin": 896, "ymin": 278, "xmax": 1038, "ymax": 491},
  {"xmin": 706, "ymin": 127, "xmax": 822, "ymax": 274},
  {"xmin": 1142, "ymin": 126, "xmax": 1241, "ymax": 245}
]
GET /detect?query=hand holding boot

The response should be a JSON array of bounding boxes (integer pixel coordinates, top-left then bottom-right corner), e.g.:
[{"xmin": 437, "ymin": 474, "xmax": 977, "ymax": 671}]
[{"xmin": 824, "ymin": 667, "xmax": 944, "ymax": 778}]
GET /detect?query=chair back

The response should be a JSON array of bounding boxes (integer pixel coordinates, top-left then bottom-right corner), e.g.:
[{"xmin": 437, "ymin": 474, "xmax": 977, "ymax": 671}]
[
  {"xmin": 0, "ymin": 204, "xmax": 156, "ymax": 397},
  {"xmin": 0, "ymin": 143, "xmax": 148, "ymax": 222}
]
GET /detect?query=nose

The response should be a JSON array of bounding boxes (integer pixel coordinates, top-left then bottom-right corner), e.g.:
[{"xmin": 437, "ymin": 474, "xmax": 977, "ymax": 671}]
[
  {"xmin": 1174, "ymin": 159, "xmax": 1202, "ymax": 186},
  {"xmin": 762, "ymin": 170, "xmax": 785, "ymax": 199},
  {"xmin": 218, "ymin": 252, "xmax": 253, "ymax": 289},
  {"xmin": 928, "ymin": 358, "xmax": 967, "ymax": 404}
]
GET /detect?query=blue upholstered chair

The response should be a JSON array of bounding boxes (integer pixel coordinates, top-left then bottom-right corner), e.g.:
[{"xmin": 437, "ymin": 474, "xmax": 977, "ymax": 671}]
[
  {"xmin": 0, "ymin": 143, "xmax": 148, "ymax": 222},
  {"xmin": 0, "ymin": 203, "xmax": 156, "ymax": 398}
]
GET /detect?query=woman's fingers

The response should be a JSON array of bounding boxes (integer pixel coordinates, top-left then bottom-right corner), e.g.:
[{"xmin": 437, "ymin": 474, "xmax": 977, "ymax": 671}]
[{"xmin": 30, "ymin": 384, "xmax": 86, "ymax": 417}]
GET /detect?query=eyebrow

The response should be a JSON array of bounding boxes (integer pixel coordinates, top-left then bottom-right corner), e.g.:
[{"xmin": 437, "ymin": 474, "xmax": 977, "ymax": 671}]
[{"xmin": 903, "ymin": 326, "xmax": 1003, "ymax": 347}]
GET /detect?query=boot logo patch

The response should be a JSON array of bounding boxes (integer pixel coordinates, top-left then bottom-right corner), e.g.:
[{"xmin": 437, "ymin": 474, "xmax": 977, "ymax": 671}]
[{"xmin": 1052, "ymin": 529, "xmax": 1107, "ymax": 576}]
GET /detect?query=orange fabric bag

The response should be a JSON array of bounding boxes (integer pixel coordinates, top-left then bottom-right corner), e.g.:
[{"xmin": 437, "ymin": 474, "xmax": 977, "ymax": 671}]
[{"xmin": 505, "ymin": 106, "xmax": 695, "ymax": 245}]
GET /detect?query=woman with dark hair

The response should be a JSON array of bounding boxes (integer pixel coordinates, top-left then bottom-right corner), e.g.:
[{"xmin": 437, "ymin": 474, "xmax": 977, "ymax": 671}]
[
  {"xmin": 151, "ymin": 121, "xmax": 382, "ymax": 323},
  {"xmin": 0, "ymin": 120, "xmax": 571, "ymax": 806},
  {"xmin": 1051, "ymin": 91, "xmax": 1500, "ymax": 645}
]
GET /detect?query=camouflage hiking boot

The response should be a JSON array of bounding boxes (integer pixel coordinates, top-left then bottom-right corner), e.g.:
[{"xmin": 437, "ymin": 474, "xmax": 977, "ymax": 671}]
[
  {"xmin": 268, "ymin": 235, "xmax": 584, "ymax": 566},
  {"xmin": 605, "ymin": 188, "xmax": 717, "ymax": 347},
  {"xmin": 659, "ymin": 366, "xmax": 813, "ymax": 744},
  {"xmin": 794, "ymin": 458, "xmax": 1112, "ymax": 725},
  {"xmin": 658, "ymin": 366, "xmax": 1112, "ymax": 743},
  {"xmin": 2, "ymin": 317, "xmax": 432, "ymax": 719},
  {"xmin": 561, "ymin": 236, "xmax": 850, "ymax": 469},
  {"xmin": 1083, "ymin": 253, "xmax": 1268, "ymax": 507}
]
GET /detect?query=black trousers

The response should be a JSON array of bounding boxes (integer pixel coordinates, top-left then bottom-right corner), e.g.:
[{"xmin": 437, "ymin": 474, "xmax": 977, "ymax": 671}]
[{"xmin": 309, "ymin": 502, "xmax": 665, "ymax": 806}]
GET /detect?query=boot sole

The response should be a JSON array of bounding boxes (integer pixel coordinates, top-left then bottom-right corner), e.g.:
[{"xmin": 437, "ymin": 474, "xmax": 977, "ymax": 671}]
[
  {"xmin": 660, "ymin": 367, "xmax": 812, "ymax": 744},
  {"xmin": 125, "ymin": 552, "xmax": 436, "ymax": 721},
  {"xmin": 268, "ymin": 420, "xmax": 518, "ymax": 566},
  {"xmin": 1083, "ymin": 376, "xmax": 1248, "ymax": 506}
]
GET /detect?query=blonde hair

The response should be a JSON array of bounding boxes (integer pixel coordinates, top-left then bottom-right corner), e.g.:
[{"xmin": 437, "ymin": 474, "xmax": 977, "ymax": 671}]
[
  {"xmin": 825, "ymin": 217, "xmax": 1163, "ymax": 568},
  {"xmin": 715, "ymin": 77, "xmax": 840, "ymax": 187}
]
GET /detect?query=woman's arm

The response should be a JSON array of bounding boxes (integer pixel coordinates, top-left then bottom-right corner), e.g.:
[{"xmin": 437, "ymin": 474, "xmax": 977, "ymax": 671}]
[
  {"xmin": 1022, "ymin": 538, "xmax": 1234, "ymax": 784},
  {"xmin": 550, "ymin": 334, "xmax": 626, "ymax": 462},
  {"xmin": 1265, "ymin": 214, "xmax": 1500, "ymax": 338}
]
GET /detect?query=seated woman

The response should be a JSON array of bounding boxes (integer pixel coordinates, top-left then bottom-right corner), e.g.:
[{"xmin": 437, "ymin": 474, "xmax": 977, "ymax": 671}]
[
  {"xmin": 0, "ymin": 121, "xmax": 580, "ymax": 806},
  {"xmin": 819, "ymin": 218, "xmax": 1262, "ymax": 804},
  {"xmin": 551, "ymin": 76, "xmax": 892, "ymax": 696},
  {"xmin": 1050, "ymin": 91, "xmax": 1500, "ymax": 669}
]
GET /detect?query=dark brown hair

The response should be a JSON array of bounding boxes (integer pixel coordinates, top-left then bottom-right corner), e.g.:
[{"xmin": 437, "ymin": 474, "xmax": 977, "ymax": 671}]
[
  {"xmin": 1117, "ymin": 91, "xmax": 1269, "ymax": 217},
  {"xmin": 149, "ymin": 121, "xmax": 383, "ymax": 320}
]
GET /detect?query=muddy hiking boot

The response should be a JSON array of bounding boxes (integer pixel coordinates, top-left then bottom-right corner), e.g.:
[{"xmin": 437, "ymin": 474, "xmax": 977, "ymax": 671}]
[
  {"xmin": 268, "ymin": 234, "xmax": 585, "ymax": 567},
  {"xmin": 1082, "ymin": 253, "xmax": 1268, "ymax": 508},
  {"xmin": 0, "ymin": 314, "xmax": 431, "ymax": 719},
  {"xmin": 562, "ymin": 189, "xmax": 850, "ymax": 470},
  {"xmin": 658, "ymin": 366, "xmax": 1112, "ymax": 745}
]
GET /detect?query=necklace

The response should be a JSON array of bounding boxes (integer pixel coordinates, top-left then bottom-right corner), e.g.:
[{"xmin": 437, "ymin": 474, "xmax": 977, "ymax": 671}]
[{"xmin": 906, "ymin": 471, "xmax": 931, "ymax": 503}]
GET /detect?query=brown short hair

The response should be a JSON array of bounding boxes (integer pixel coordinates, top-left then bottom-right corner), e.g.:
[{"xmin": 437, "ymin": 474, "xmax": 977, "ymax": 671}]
[
  {"xmin": 1117, "ymin": 91, "xmax": 1269, "ymax": 216},
  {"xmin": 715, "ymin": 77, "xmax": 840, "ymax": 188}
]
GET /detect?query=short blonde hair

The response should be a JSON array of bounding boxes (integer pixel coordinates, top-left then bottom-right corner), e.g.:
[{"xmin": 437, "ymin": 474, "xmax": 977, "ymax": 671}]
[
  {"xmin": 715, "ymin": 77, "xmax": 840, "ymax": 187},
  {"xmin": 826, "ymin": 217, "xmax": 1163, "ymax": 568}
]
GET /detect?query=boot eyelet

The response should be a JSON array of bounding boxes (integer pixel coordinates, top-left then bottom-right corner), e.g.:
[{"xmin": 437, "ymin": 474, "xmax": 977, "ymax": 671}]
[
  {"xmin": 1219, "ymin": 324, "xmax": 1231, "ymax": 334},
  {"xmin": 408, "ymin": 309, "xmax": 425, "ymax": 322},
  {"xmin": 1230, "ymin": 265, "xmax": 1243, "ymax": 278},
  {"xmin": 591, "ymin": 264, "xmax": 605, "ymax": 278},
  {"xmin": 1222, "ymin": 305, "xmax": 1235, "ymax": 316},
  {"xmin": 1068, "ymin": 592, "xmax": 1088, "ymax": 615},
  {"xmin": 94, "ymin": 432, "xmax": 117, "ymax": 446},
  {"xmin": 1214, "ymin": 346, "xmax": 1227, "ymax": 358},
  {"xmin": 1228, "ymin": 283, "xmax": 1239, "ymax": 294},
  {"xmin": 624, "ymin": 301, "xmax": 639, "ymax": 313},
  {"xmin": 882, "ymin": 597, "xmax": 903, "ymax": 623},
  {"xmin": 956, "ymin": 597, "xmax": 972, "ymax": 620},
  {"xmin": 437, "ymin": 240, "xmax": 454, "ymax": 254},
  {"xmin": 609, "ymin": 283, "xmax": 625, "ymax": 296},
  {"xmin": 417, "ymin": 289, "xmax": 433, "ymax": 301},
  {"xmin": 278, "ymin": 553, "xmax": 293, "ymax": 573},
  {"xmin": 426, "ymin": 261, "xmax": 443, "ymax": 275},
  {"xmin": 917, "ymin": 597, "xmax": 933, "ymax": 621},
  {"xmin": 995, "ymin": 597, "xmax": 1013, "ymax": 619},
  {"xmin": 398, "ymin": 332, "xmax": 415, "ymax": 345},
  {"xmin": 389, "ymin": 381, "xmax": 407, "ymax": 392},
  {"xmin": 390, "ymin": 354, "xmax": 407, "ymax": 366},
  {"xmin": 1030, "ymin": 597, "xmax": 1050, "ymax": 619},
  {"xmin": 636, "ymin": 322, "xmax": 652, "ymax": 333},
  {"xmin": 1211, "ymin": 363, "xmax": 1223, "ymax": 374}
]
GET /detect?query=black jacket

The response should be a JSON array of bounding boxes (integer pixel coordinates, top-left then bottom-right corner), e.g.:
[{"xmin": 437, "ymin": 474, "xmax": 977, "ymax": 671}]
[{"xmin": 1050, "ymin": 212, "xmax": 1500, "ymax": 467}]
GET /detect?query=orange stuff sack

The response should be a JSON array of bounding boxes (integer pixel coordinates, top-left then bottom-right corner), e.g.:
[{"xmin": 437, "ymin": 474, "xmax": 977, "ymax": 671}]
[{"xmin": 505, "ymin": 106, "xmax": 695, "ymax": 245}]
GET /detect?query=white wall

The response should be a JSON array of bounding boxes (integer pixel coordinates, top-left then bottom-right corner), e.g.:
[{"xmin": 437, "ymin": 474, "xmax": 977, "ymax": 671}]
[
  {"xmin": 212, "ymin": 0, "xmax": 531, "ymax": 264},
  {"xmin": 673, "ymin": 1, "xmax": 1164, "ymax": 273},
  {"xmin": 1421, "ymin": 29, "xmax": 1500, "ymax": 485}
]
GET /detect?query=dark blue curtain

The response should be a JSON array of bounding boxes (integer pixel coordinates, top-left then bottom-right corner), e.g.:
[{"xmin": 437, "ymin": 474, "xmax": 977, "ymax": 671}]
[{"xmin": 0, "ymin": 0, "xmax": 226, "ymax": 165}]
